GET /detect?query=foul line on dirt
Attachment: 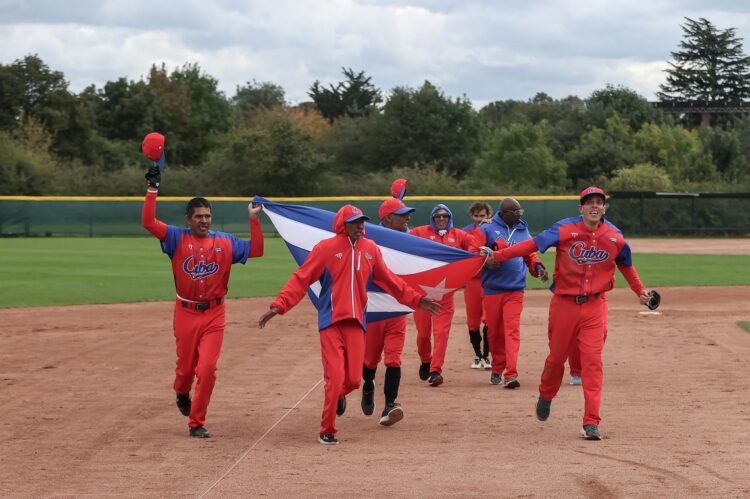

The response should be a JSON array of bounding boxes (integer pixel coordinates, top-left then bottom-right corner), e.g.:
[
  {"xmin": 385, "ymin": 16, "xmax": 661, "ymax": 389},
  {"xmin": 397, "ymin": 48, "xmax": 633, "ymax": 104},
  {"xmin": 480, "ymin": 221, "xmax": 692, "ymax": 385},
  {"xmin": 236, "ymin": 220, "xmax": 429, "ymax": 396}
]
[{"xmin": 198, "ymin": 378, "xmax": 324, "ymax": 498}]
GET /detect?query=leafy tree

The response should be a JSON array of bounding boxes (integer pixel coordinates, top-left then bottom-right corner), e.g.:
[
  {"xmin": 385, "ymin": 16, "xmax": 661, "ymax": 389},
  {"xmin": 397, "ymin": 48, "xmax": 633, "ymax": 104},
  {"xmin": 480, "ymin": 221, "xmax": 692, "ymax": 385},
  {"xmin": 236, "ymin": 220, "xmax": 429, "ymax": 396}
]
[
  {"xmin": 698, "ymin": 125, "xmax": 749, "ymax": 182},
  {"xmin": 375, "ymin": 81, "xmax": 480, "ymax": 175},
  {"xmin": 634, "ymin": 122, "xmax": 715, "ymax": 182},
  {"xmin": 309, "ymin": 68, "xmax": 382, "ymax": 122},
  {"xmin": 585, "ymin": 85, "xmax": 662, "ymax": 130},
  {"xmin": 232, "ymin": 80, "xmax": 286, "ymax": 126},
  {"xmin": 607, "ymin": 163, "xmax": 673, "ymax": 191},
  {"xmin": 658, "ymin": 17, "xmax": 750, "ymax": 102},
  {"xmin": 470, "ymin": 122, "xmax": 568, "ymax": 192}
]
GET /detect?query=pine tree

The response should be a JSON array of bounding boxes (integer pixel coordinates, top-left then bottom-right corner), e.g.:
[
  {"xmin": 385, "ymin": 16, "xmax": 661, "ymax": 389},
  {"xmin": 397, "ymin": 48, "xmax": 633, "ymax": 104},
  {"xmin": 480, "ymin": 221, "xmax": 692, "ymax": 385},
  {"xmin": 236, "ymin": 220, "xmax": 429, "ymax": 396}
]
[{"xmin": 658, "ymin": 17, "xmax": 750, "ymax": 103}]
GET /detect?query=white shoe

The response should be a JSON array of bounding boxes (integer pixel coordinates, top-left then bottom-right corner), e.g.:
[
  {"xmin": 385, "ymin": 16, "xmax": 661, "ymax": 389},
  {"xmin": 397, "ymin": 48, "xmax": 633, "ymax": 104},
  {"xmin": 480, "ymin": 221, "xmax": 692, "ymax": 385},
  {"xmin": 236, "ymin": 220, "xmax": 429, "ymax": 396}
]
[
  {"xmin": 471, "ymin": 357, "xmax": 482, "ymax": 369},
  {"xmin": 569, "ymin": 375, "xmax": 582, "ymax": 386},
  {"xmin": 481, "ymin": 357, "xmax": 492, "ymax": 370}
]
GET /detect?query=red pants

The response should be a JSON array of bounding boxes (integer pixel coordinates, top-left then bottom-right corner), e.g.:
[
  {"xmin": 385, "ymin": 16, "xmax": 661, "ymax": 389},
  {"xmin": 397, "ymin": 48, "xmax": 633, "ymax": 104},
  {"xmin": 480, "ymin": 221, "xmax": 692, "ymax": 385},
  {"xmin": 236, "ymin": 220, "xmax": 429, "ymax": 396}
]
[
  {"xmin": 541, "ymin": 294, "xmax": 606, "ymax": 426},
  {"xmin": 568, "ymin": 295, "xmax": 608, "ymax": 376},
  {"xmin": 319, "ymin": 319, "xmax": 365, "ymax": 435},
  {"xmin": 414, "ymin": 294, "xmax": 455, "ymax": 373},
  {"xmin": 364, "ymin": 316, "xmax": 407, "ymax": 369},
  {"xmin": 484, "ymin": 291, "xmax": 524, "ymax": 378},
  {"xmin": 463, "ymin": 277, "xmax": 485, "ymax": 330},
  {"xmin": 173, "ymin": 300, "xmax": 226, "ymax": 429}
]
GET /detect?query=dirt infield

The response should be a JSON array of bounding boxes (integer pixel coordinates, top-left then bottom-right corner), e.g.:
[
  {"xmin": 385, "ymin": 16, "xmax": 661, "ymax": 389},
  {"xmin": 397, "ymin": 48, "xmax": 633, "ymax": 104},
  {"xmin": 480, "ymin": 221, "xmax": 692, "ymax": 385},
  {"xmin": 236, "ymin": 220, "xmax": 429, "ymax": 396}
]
[
  {"xmin": 627, "ymin": 238, "xmax": 750, "ymax": 255},
  {"xmin": 2, "ymin": 238, "xmax": 750, "ymax": 497}
]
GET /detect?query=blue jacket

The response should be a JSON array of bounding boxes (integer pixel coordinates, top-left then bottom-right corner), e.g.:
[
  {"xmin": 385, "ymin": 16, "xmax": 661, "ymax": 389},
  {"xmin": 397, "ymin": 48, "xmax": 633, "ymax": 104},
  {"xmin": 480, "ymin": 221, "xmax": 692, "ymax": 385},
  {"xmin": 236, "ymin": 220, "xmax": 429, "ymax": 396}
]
[{"xmin": 478, "ymin": 214, "xmax": 543, "ymax": 294}]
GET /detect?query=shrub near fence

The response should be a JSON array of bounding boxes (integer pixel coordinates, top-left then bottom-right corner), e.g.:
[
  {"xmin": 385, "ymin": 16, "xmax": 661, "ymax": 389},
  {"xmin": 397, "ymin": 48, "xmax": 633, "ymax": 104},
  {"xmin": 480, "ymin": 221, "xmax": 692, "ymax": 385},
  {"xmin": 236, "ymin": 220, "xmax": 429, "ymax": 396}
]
[{"xmin": 1, "ymin": 193, "xmax": 748, "ymax": 237}]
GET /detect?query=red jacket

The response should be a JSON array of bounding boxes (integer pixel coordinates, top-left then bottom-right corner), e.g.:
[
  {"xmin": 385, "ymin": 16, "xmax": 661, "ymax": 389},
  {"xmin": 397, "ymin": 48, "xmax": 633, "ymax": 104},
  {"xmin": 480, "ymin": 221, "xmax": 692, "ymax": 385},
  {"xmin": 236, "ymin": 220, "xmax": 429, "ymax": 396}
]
[
  {"xmin": 410, "ymin": 225, "xmax": 478, "ymax": 253},
  {"xmin": 270, "ymin": 205, "xmax": 425, "ymax": 331}
]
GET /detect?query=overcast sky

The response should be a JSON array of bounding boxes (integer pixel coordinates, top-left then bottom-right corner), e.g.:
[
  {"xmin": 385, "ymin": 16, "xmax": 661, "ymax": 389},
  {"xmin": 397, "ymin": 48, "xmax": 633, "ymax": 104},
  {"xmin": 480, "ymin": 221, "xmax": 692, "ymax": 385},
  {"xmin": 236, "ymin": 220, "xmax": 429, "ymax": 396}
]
[{"xmin": 2, "ymin": 0, "xmax": 750, "ymax": 107}]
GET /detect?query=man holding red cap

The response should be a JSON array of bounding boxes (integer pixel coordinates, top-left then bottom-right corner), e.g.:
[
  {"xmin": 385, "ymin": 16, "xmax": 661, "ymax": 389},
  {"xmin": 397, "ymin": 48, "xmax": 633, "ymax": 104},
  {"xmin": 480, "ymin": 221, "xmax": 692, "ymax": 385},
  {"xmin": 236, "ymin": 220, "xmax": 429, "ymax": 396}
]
[
  {"xmin": 360, "ymin": 196, "xmax": 416, "ymax": 427},
  {"xmin": 258, "ymin": 205, "xmax": 440, "ymax": 445},
  {"xmin": 141, "ymin": 132, "xmax": 265, "ymax": 439},
  {"xmin": 481, "ymin": 187, "xmax": 653, "ymax": 440}
]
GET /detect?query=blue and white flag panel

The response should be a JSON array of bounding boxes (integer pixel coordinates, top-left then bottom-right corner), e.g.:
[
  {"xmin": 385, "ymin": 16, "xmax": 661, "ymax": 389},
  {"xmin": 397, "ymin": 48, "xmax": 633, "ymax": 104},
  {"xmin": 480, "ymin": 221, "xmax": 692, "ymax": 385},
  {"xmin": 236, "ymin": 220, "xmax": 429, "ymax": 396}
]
[{"xmin": 254, "ymin": 196, "xmax": 485, "ymax": 323}]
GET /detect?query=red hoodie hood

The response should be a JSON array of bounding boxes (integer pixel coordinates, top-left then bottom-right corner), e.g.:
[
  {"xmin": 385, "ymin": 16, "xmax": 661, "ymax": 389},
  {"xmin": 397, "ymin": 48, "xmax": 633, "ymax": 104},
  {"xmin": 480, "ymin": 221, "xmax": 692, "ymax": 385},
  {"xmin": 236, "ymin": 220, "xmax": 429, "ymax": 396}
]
[{"xmin": 333, "ymin": 204, "xmax": 370, "ymax": 235}]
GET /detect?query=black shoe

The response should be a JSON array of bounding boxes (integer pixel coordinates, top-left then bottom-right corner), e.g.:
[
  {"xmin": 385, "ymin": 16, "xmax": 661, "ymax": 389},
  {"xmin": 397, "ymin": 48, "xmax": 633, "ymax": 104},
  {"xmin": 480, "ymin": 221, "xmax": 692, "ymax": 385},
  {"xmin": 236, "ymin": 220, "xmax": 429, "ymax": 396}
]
[
  {"xmin": 318, "ymin": 433, "xmax": 339, "ymax": 445},
  {"xmin": 379, "ymin": 402, "xmax": 404, "ymax": 426},
  {"xmin": 536, "ymin": 395, "xmax": 551, "ymax": 421},
  {"xmin": 419, "ymin": 362, "xmax": 431, "ymax": 381},
  {"xmin": 189, "ymin": 426, "xmax": 211, "ymax": 438},
  {"xmin": 176, "ymin": 393, "xmax": 191, "ymax": 417},
  {"xmin": 581, "ymin": 424, "xmax": 601, "ymax": 440},
  {"xmin": 361, "ymin": 383, "xmax": 375, "ymax": 416},
  {"xmin": 427, "ymin": 372, "xmax": 443, "ymax": 387},
  {"xmin": 336, "ymin": 396, "xmax": 347, "ymax": 416},
  {"xmin": 503, "ymin": 377, "xmax": 521, "ymax": 389}
]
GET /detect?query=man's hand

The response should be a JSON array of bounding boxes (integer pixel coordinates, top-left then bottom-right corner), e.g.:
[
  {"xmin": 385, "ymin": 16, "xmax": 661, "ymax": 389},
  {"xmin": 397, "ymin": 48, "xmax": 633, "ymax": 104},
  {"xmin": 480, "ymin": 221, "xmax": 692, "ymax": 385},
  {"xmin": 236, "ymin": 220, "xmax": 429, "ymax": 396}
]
[
  {"xmin": 258, "ymin": 307, "xmax": 279, "ymax": 328},
  {"xmin": 248, "ymin": 203, "xmax": 262, "ymax": 220},
  {"xmin": 145, "ymin": 166, "xmax": 161, "ymax": 188},
  {"xmin": 536, "ymin": 264, "xmax": 549, "ymax": 282},
  {"xmin": 418, "ymin": 297, "xmax": 441, "ymax": 315}
]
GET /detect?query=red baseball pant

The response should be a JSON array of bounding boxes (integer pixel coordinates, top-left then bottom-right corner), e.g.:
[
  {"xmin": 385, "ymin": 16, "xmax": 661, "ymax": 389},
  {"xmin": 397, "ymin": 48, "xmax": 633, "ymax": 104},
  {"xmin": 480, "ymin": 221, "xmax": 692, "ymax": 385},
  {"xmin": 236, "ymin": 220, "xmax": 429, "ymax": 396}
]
[
  {"xmin": 319, "ymin": 319, "xmax": 365, "ymax": 435},
  {"xmin": 414, "ymin": 295, "xmax": 455, "ymax": 373},
  {"xmin": 364, "ymin": 315, "xmax": 407, "ymax": 369},
  {"xmin": 568, "ymin": 295, "xmax": 608, "ymax": 376},
  {"xmin": 463, "ymin": 276, "xmax": 485, "ymax": 331},
  {"xmin": 540, "ymin": 294, "xmax": 606, "ymax": 426},
  {"xmin": 484, "ymin": 291, "xmax": 524, "ymax": 378},
  {"xmin": 173, "ymin": 301, "xmax": 226, "ymax": 429}
]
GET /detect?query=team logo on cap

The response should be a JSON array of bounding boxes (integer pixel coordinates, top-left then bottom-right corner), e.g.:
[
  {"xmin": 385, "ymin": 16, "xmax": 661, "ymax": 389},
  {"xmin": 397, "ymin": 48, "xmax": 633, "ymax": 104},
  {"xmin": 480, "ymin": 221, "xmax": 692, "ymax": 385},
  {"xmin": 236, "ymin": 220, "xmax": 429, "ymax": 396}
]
[
  {"xmin": 351, "ymin": 207, "xmax": 361, "ymax": 215},
  {"xmin": 183, "ymin": 257, "xmax": 219, "ymax": 280},
  {"xmin": 568, "ymin": 242, "xmax": 609, "ymax": 265}
]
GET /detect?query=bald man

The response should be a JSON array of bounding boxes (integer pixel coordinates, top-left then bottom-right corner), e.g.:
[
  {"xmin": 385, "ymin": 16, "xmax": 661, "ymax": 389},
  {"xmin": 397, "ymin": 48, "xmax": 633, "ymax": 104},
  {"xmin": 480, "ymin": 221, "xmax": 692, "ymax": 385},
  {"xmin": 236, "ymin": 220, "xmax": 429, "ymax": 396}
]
[{"xmin": 477, "ymin": 198, "xmax": 547, "ymax": 388}]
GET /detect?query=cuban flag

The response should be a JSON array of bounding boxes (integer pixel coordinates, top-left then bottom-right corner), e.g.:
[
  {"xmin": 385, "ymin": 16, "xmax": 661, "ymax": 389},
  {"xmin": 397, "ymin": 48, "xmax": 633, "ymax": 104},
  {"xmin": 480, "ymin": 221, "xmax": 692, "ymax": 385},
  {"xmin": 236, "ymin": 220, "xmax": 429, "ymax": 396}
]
[{"xmin": 254, "ymin": 196, "xmax": 485, "ymax": 324}]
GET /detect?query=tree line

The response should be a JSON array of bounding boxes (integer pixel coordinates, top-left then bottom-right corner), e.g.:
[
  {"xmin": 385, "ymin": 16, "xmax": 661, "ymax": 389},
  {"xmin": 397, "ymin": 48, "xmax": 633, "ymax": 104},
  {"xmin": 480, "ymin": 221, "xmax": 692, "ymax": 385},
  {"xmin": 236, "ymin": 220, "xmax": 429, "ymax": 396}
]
[{"xmin": 2, "ymin": 17, "xmax": 750, "ymax": 197}]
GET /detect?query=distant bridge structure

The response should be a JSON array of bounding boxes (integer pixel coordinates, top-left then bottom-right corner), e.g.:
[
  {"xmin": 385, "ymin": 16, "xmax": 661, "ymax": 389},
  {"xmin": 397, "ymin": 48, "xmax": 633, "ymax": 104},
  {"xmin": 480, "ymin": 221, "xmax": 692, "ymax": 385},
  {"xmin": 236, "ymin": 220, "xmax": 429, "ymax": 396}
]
[{"xmin": 651, "ymin": 100, "xmax": 750, "ymax": 125}]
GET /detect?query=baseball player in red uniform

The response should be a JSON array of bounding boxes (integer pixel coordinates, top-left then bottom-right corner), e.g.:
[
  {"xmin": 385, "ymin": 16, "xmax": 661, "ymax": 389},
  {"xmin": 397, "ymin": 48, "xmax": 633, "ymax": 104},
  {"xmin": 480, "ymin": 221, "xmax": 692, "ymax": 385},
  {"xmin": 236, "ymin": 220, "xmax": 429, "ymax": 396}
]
[
  {"xmin": 461, "ymin": 202, "xmax": 492, "ymax": 370},
  {"xmin": 483, "ymin": 187, "xmax": 652, "ymax": 440},
  {"xmin": 411, "ymin": 204, "xmax": 478, "ymax": 387},
  {"xmin": 360, "ymin": 197, "xmax": 416, "ymax": 426},
  {"xmin": 140, "ymin": 136, "xmax": 264, "ymax": 438},
  {"xmin": 258, "ymin": 205, "xmax": 440, "ymax": 445}
]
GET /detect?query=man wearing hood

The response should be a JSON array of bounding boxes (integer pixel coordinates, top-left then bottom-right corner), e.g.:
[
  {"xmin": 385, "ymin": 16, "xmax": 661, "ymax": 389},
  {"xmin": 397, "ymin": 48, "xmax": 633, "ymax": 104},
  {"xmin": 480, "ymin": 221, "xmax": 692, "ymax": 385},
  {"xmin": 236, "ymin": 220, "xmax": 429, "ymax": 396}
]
[
  {"xmin": 259, "ymin": 205, "xmax": 440, "ymax": 445},
  {"xmin": 478, "ymin": 198, "xmax": 548, "ymax": 389},
  {"xmin": 410, "ymin": 204, "xmax": 478, "ymax": 387}
]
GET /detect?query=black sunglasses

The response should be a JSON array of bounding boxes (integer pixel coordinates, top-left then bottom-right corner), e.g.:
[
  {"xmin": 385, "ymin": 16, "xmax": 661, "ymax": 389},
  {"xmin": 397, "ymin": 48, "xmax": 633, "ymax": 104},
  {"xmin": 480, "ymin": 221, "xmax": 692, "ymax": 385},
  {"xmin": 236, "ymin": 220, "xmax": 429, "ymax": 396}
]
[{"xmin": 433, "ymin": 214, "xmax": 450, "ymax": 219}]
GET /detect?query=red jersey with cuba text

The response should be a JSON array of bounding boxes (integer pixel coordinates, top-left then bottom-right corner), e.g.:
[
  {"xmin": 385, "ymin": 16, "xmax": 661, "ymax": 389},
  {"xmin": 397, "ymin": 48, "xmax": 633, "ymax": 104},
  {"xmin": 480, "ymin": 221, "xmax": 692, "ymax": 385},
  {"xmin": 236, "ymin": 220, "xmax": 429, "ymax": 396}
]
[
  {"xmin": 142, "ymin": 191, "xmax": 264, "ymax": 302},
  {"xmin": 494, "ymin": 216, "xmax": 644, "ymax": 297}
]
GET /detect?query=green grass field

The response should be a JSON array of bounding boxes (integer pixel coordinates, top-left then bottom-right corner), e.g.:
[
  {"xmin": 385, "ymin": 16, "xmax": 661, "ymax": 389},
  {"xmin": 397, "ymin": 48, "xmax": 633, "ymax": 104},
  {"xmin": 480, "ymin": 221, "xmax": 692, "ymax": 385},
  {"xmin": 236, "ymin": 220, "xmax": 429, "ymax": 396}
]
[{"xmin": 1, "ymin": 237, "xmax": 748, "ymax": 308}]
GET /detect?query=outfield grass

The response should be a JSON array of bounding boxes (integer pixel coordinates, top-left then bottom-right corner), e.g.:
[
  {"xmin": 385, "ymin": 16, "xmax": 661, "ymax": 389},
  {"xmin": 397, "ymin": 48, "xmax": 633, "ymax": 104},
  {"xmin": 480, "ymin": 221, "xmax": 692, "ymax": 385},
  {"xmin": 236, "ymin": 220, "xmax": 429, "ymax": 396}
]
[
  {"xmin": 1, "ymin": 237, "xmax": 749, "ymax": 308},
  {"xmin": 738, "ymin": 321, "xmax": 750, "ymax": 333}
]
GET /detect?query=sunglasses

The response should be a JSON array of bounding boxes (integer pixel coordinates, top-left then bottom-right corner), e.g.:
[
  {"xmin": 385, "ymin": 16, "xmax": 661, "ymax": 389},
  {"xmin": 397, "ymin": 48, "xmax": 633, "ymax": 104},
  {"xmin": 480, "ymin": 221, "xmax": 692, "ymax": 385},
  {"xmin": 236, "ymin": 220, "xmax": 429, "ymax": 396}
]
[{"xmin": 433, "ymin": 214, "xmax": 450, "ymax": 219}]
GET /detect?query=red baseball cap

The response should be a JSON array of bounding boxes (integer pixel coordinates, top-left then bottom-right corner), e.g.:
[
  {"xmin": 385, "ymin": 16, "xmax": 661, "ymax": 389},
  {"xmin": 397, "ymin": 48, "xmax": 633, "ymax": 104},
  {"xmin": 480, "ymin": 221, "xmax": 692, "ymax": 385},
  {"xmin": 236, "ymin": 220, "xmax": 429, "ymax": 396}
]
[
  {"xmin": 142, "ymin": 132, "xmax": 166, "ymax": 171},
  {"xmin": 342, "ymin": 205, "xmax": 370, "ymax": 223},
  {"xmin": 390, "ymin": 178, "xmax": 408, "ymax": 200},
  {"xmin": 378, "ymin": 198, "xmax": 416, "ymax": 220},
  {"xmin": 579, "ymin": 186, "xmax": 606, "ymax": 203}
]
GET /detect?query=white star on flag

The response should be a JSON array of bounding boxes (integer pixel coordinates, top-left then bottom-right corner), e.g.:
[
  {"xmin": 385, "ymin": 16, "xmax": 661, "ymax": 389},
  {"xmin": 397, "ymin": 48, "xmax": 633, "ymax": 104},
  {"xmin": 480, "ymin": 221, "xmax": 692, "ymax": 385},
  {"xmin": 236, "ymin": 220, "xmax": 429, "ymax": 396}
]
[{"xmin": 419, "ymin": 278, "xmax": 457, "ymax": 301}]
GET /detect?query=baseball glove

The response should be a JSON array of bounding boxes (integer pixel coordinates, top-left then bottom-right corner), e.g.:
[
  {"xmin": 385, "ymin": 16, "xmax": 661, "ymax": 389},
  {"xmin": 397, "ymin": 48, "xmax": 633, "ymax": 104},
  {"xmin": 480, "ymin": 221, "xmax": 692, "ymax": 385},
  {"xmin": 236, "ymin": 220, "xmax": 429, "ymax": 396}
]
[{"xmin": 646, "ymin": 290, "xmax": 661, "ymax": 310}]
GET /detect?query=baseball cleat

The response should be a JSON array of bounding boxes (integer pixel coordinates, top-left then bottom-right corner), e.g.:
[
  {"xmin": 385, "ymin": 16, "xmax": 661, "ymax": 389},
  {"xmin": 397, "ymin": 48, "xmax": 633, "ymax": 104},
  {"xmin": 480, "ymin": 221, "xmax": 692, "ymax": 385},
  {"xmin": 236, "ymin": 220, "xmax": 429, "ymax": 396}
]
[
  {"xmin": 318, "ymin": 433, "xmax": 339, "ymax": 445},
  {"xmin": 569, "ymin": 375, "xmax": 582, "ymax": 386},
  {"xmin": 176, "ymin": 393, "xmax": 191, "ymax": 417},
  {"xmin": 536, "ymin": 395, "xmax": 552, "ymax": 421},
  {"xmin": 581, "ymin": 424, "xmax": 601, "ymax": 440},
  {"xmin": 471, "ymin": 357, "xmax": 482, "ymax": 369},
  {"xmin": 189, "ymin": 426, "xmax": 211, "ymax": 438},
  {"xmin": 361, "ymin": 383, "xmax": 375, "ymax": 416},
  {"xmin": 379, "ymin": 402, "xmax": 404, "ymax": 426},
  {"xmin": 427, "ymin": 372, "xmax": 443, "ymax": 387},
  {"xmin": 489, "ymin": 373, "xmax": 503, "ymax": 385},
  {"xmin": 503, "ymin": 377, "xmax": 520, "ymax": 389},
  {"xmin": 336, "ymin": 396, "xmax": 347, "ymax": 416},
  {"xmin": 419, "ymin": 362, "xmax": 431, "ymax": 381}
]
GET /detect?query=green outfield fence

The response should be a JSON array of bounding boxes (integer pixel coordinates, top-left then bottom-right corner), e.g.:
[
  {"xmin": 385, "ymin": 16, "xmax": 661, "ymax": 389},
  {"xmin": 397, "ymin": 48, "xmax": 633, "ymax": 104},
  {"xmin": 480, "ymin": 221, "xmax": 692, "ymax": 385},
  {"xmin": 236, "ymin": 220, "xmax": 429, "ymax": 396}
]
[{"xmin": 0, "ymin": 192, "xmax": 748, "ymax": 237}]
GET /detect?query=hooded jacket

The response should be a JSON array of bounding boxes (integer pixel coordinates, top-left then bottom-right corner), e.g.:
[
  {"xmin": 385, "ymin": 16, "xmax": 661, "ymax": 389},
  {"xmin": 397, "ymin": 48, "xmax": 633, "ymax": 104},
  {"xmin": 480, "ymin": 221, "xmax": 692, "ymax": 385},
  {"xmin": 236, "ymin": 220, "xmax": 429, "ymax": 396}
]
[
  {"xmin": 411, "ymin": 204, "xmax": 478, "ymax": 252},
  {"xmin": 270, "ymin": 205, "xmax": 425, "ymax": 331},
  {"xmin": 478, "ymin": 213, "xmax": 544, "ymax": 294}
]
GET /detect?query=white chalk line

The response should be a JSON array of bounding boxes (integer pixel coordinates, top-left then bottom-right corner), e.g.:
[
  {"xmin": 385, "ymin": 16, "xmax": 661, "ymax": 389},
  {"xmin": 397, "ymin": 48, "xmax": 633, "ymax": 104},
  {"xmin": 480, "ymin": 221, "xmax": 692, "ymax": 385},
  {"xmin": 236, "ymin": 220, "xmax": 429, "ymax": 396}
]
[{"xmin": 198, "ymin": 378, "xmax": 323, "ymax": 498}]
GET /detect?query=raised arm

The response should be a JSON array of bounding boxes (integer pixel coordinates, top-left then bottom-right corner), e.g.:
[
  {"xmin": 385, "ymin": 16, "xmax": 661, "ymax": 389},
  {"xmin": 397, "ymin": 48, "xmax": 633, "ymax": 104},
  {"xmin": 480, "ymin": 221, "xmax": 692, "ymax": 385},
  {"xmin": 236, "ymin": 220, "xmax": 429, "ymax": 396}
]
[
  {"xmin": 141, "ymin": 188, "xmax": 168, "ymax": 240},
  {"xmin": 248, "ymin": 203, "xmax": 264, "ymax": 258}
]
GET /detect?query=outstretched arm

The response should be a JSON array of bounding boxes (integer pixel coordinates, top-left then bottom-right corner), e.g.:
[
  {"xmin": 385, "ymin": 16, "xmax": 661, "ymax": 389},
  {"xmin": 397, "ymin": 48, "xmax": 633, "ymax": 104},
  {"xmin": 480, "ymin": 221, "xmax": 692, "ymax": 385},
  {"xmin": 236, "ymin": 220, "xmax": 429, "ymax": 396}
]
[
  {"xmin": 141, "ymin": 188, "xmax": 168, "ymax": 240},
  {"xmin": 372, "ymin": 246, "xmax": 441, "ymax": 315},
  {"xmin": 248, "ymin": 203, "xmax": 264, "ymax": 258},
  {"xmin": 481, "ymin": 238, "xmax": 539, "ymax": 263}
]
